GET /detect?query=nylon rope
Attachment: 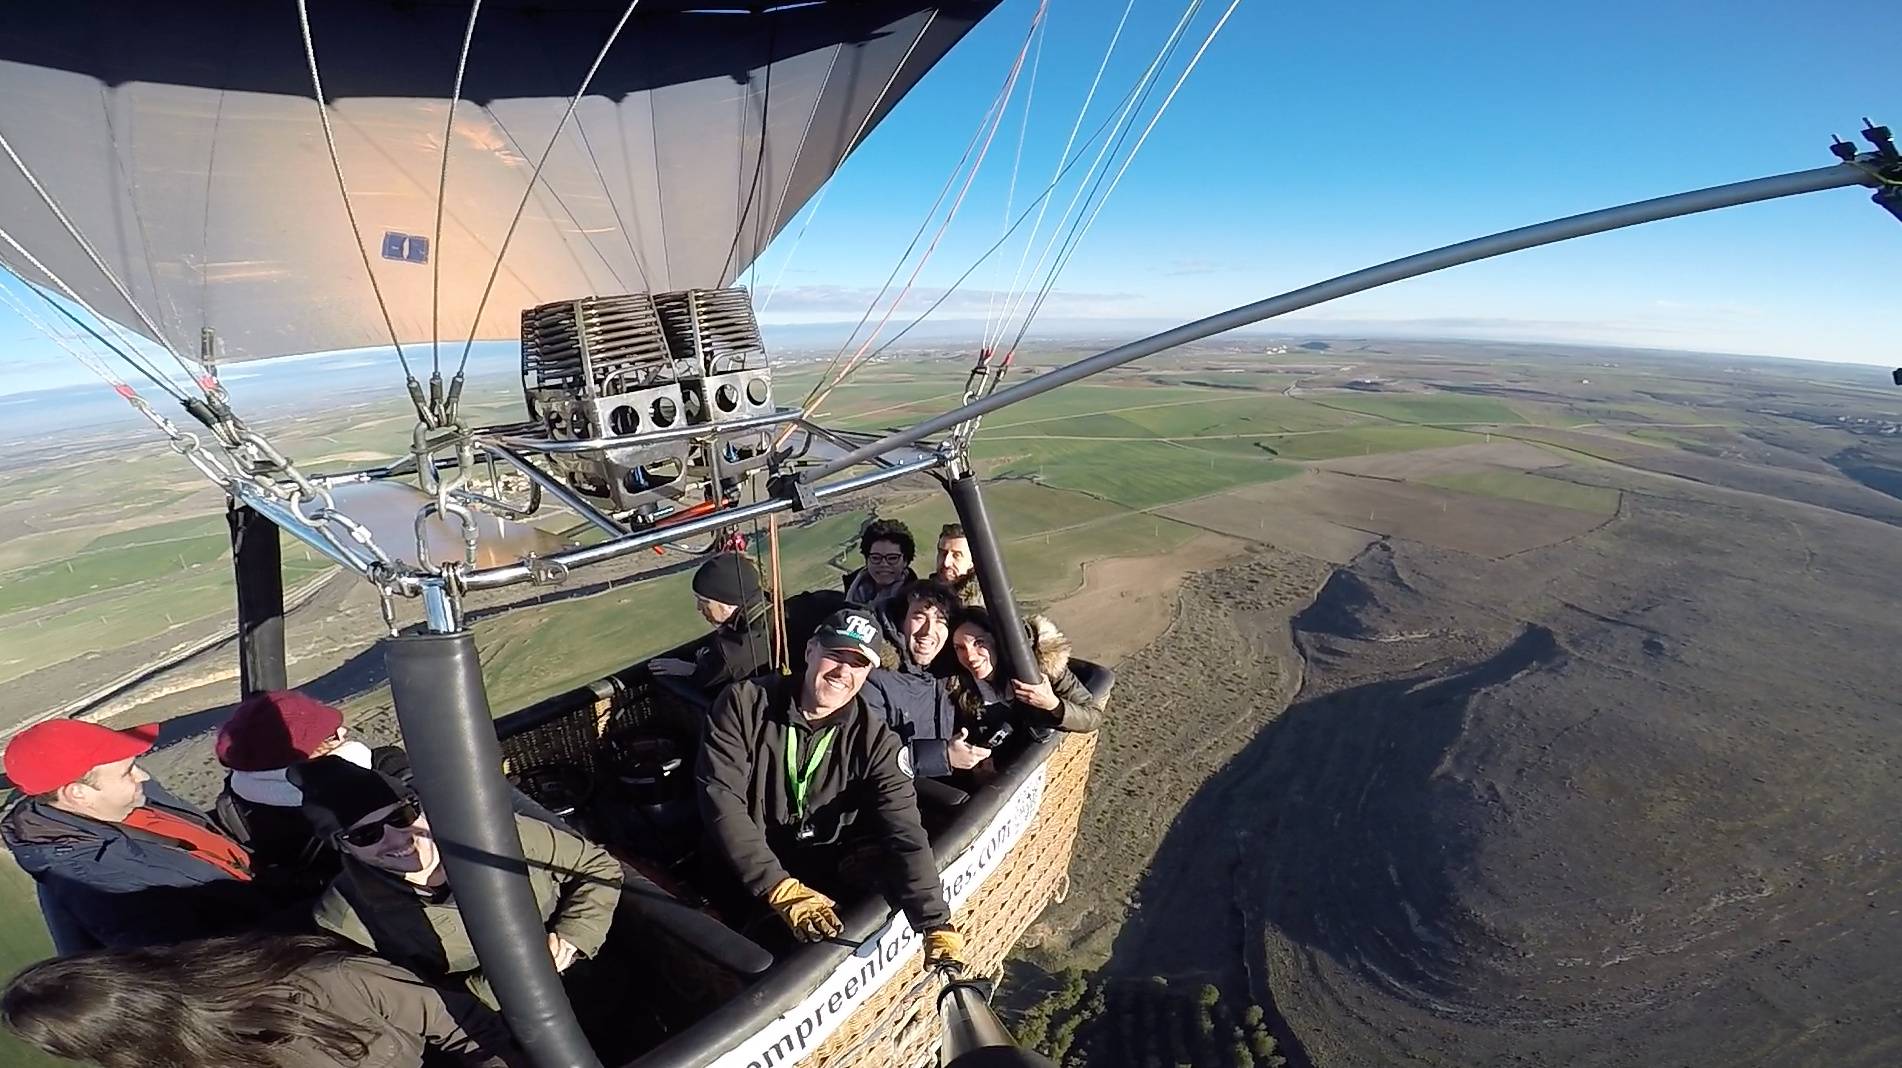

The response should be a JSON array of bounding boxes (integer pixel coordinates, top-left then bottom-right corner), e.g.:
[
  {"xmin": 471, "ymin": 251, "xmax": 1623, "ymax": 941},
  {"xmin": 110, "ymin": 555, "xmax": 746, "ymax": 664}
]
[
  {"xmin": 981, "ymin": 13, "xmax": 1046, "ymax": 348},
  {"xmin": 986, "ymin": 0, "xmax": 1140, "ymax": 353},
  {"xmin": 1007, "ymin": 0, "xmax": 1244, "ymax": 356},
  {"xmin": 796, "ymin": 2, "xmax": 1049, "ymax": 426},
  {"xmin": 791, "ymin": 7, "xmax": 1042, "ymax": 422},
  {"xmin": 431, "ymin": 0, "xmax": 484, "ymax": 379},
  {"xmin": 769, "ymin": 513, "xmax": 789, "ymax": 674},
  {"xmin": 295, "ymin": 0, "xmax": 417, "ymax": 382},
  {"xmin": 0, "ymin": 124, "xmax": 203, "ymax": 386},
  {"xmin": 455, "ymin": 0, "xmax": 644, "ymax": 378},
  {"xmin": 994, "ymin": 0, "xmax": 1208, "ymax": 349}
]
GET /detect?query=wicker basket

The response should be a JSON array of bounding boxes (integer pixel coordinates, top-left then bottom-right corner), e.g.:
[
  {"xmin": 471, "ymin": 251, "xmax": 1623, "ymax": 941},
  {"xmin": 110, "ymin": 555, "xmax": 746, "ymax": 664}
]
[
  {"xmin": 804, "ymin": 731, "xmax": 1099, "ymax": 1068},
  {"xmin": 493, "ymin": 676, "xmax": 1100, "ymax": 1068}
]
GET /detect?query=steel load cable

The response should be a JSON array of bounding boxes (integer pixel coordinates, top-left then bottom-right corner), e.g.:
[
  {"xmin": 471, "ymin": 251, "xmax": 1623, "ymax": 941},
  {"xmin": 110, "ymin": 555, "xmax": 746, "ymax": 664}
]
[
  {"xmin": 860, "ymin": 0, "xmax": 1221, "ymax": 375},
  {"xmin": 295, "ymin": 0, "xmax": 418, "ymax": 385},
  {"xmin": 843, "ymin": 26, "xmax": 1207, "ymax": 373},
  {"xmin": 0, "ymin": 228, "xmax": 192, "ymax": 403},
  {"xmin": 809, "ymin": 160, "xmax": 1881, "ymax": 481},
  {"xmin": 431, "ymin": 0, "xmax": 485, "ymax": 381},
  {"xmin": 995, "ymin": 0, "xmax": 1217, "ymax": 355},
  {"xmin": 455, "ymin": 0, "xmax": 644, "ymax": 381},
  {"xmin": 0, "ymin": 125, "xmax": 210, "ymax": 392},
  {"xmin": 988, "ymin": 0, "xmax": 1210, "ymax": 346}
]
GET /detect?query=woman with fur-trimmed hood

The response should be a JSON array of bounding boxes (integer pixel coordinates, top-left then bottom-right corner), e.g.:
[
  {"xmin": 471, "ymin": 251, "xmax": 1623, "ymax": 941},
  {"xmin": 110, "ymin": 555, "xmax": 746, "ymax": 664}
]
[{"xmin": 943, "ymin": 608, "xmax": 1103, "ymax": 768}]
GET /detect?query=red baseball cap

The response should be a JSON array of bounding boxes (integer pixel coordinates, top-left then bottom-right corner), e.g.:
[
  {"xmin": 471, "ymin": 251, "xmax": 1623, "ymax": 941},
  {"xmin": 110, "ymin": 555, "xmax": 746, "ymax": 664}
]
[{"xmin": 4, "ymin": 720, "xmax": 159, "ymax": 796}]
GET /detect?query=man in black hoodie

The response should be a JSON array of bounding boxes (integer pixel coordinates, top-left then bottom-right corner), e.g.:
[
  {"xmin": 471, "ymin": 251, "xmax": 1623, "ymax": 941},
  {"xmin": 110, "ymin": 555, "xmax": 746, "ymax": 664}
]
[
  {"xmin": 695, "ymin": 609, "xmax": 965, "ymax": 970},
  {"xmin": 649, "ymin": 554, "xmax": 773, "ymax": 692}
]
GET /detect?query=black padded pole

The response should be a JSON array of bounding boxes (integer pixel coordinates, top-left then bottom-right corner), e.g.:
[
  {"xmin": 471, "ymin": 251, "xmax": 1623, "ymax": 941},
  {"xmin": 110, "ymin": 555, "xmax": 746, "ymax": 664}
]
[
  {"xmin": 384, "ymin": 629, "xmax": 603, "ymax": 1068},
  {"xmin": 226, "ymin": 500, "xmax": 286, "ymax": 694},
  {"xmin": 946, "ymin": 474, "xmax": 1039, "ymax": 686},
  {"xmin": 940, "ymin": 982, "xmax": 1056, "ymax": 1068}
]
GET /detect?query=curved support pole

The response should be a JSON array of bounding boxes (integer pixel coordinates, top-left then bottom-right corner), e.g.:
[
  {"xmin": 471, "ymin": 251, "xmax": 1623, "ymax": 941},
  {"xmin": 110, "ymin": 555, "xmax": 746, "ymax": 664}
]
[
  {"xmin": 385, "ymin": 628, "xmax": 603, "ymax": 1068},
  {"xmin": 946, "ymin": 474, "xmax": 1039, "ymax": 686},
  {"xmin": 810, "ymin": 161, "xmax": 1877, "ymax": 479}
]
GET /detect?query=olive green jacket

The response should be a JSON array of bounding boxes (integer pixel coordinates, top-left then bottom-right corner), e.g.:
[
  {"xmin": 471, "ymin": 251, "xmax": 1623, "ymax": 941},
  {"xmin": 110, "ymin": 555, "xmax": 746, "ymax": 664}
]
[{"xmin": 313, "ymin": 814, "xmax": 622, "ymax": 1008}]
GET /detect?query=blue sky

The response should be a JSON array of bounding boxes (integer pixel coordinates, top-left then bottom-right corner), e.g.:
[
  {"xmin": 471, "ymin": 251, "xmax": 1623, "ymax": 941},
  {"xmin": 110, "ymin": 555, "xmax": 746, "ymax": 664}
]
[
  {"xmin": 3, "ymin": 0, "xmax": 1899, "ymax": 396},
  {"xmin": 750, "ymin": 0, "xmax": 1902, "ymax": 361}
]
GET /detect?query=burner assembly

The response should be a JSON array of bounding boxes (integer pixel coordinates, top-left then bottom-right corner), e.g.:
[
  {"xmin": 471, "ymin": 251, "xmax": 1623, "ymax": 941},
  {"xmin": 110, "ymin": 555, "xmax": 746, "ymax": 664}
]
[{"xmin": 519, "ymin": 288, "xmax": 778, "ymax": 516}]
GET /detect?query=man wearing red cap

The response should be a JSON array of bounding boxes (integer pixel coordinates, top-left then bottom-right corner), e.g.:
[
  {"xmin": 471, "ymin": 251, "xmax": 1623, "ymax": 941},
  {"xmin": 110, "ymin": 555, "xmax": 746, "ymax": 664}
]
[{"xmin": 1, "ymin": 718, "xmax": 276, "ymax": 952}]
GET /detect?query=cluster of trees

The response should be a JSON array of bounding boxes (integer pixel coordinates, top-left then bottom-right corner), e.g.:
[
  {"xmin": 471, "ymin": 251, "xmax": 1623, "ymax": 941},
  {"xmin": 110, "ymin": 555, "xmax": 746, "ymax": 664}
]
[{"xmin": 1009, "ymin": 970, "xmax": 1288, "ymax": 1068}]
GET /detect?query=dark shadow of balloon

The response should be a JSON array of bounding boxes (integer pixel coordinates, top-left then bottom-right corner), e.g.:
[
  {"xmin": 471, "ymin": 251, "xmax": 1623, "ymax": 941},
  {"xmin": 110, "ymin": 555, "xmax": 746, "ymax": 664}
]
[{"xmin": 1098, "ymin": 608, "xmax": 1563, "ymax": 1068}]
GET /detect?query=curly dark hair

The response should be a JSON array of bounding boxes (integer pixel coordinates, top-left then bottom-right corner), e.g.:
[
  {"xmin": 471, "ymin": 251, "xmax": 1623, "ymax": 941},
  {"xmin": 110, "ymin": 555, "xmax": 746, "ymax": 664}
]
[
  {"xmin": 899, "ymin": 578, "xmax": 959, "ymax": 621},
  {"xmin": 2, "ymin": 934, "xmax": 373, "ymax": 1068},
  {"xmin": 858, "ymin": 518, "xmax": 915, "ymax": 561}
]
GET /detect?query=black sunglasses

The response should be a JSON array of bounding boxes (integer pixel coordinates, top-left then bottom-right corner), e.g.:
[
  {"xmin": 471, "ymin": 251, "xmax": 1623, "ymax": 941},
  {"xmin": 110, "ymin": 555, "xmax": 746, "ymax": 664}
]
[{"xmin": 336, "ymin": 801, "xmax": 421, "ymax": 847}]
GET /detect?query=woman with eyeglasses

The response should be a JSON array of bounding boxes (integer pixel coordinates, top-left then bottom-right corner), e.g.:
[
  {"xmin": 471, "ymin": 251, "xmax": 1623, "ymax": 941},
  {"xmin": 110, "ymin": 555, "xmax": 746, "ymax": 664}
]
[
  {"xmin": 842, "ymin": 518, "xmax": 918, "ymax": 613},
  {"xmin": 286, "ymin": 756, "xmax": 623, "ymax": 1011}
]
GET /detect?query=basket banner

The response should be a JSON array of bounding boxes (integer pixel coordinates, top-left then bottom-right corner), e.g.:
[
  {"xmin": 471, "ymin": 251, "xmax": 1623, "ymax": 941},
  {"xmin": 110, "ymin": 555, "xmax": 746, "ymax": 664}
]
[{"xmin": 707, "ymin": 763, "xmax": 1049, "ymax": 1068}]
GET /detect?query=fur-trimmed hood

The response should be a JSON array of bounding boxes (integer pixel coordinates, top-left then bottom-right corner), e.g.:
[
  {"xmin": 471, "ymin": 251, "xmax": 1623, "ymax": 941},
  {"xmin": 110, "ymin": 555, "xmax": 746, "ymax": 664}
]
[{"xmin": 943, "ymin": 613, "xmax": 1072, "ymax": 718}]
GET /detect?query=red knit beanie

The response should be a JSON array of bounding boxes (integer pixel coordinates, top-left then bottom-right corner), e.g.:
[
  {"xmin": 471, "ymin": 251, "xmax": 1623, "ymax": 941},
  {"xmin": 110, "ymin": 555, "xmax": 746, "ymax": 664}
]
[{"xmin": 214, "ymin": 691, "xmax": 345, "ymax": 772}]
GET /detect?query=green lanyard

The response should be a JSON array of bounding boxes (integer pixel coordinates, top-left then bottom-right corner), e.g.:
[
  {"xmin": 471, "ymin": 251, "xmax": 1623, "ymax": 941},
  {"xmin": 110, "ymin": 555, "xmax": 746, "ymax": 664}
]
[{"xmin": 784, "ymin": 725, "xmax": 837, "ymax": 821}]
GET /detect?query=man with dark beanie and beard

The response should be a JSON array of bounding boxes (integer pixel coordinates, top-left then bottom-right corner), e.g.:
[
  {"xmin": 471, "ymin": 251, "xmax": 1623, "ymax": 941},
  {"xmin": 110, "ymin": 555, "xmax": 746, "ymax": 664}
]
[
  {"xmin": 292, "ymin": 755, "xmax": 623, "ymax": 1009},
  {"xmin": 648, "ymin": 553, "xmax": 774, "ymax": 692}
]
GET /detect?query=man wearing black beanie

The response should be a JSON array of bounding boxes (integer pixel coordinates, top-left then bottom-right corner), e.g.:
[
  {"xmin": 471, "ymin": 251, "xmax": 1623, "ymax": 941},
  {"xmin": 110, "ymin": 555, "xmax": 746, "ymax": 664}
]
[
  {"xmin": 291, "ymin": 756, "xmax": 623, "ymax": 1010},
  {"xmin": 649, "ymin": 554, "xmax": 775, "ymax": 692}
]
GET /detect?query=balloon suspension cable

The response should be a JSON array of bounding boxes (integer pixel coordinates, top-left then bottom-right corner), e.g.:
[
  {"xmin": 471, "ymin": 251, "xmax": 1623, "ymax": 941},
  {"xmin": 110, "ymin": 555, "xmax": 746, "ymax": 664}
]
[
  {"xmin": 793, "ymin": 1, "xmax": 1049, "ymax": 432},
  {"xmin": 980, "ymin": 4, "xmax": 1049, "ymax": 349},
  {"xmin": 0, "ymin": 125, "xmax": 213, "ymax": 394},
  {"xmin": 719, "ymin": 16, "xmax": 779, "ymax": 286},
  {"xmin": 849, "ymin": 0, "xmax": 1220, "ymax": 373},
  {"xmin": 455, "ymin": 0, "xmax": 643, "ymax": 381},
  {"xmin": 0, "ymin": 260, "xmax": 187, "ymax": 403},
  {"xmin": 984, "ymin": 0, "xmax": 1140, "ymax": 353},
  {"xmin": 995, "ymin": 0, "xmax": 1223, "ymax": 356},
  {"xmin": 758, "ymin": 10, "xmax": 940, "ymax": 317},
  {"xmin": 294, "ymin": 0, "xmax": 419, "ymax": 402},
  {"xmin": 811, "ymin": 152, "xmax": 1889, "ymax": 481},
  {"xmin": 1005, "ymin": 0, "xmax": 1242, "ymax": 357},
  {"xmin": 431, "ymin": 0, "xmax": 485, "ymax": 387}
]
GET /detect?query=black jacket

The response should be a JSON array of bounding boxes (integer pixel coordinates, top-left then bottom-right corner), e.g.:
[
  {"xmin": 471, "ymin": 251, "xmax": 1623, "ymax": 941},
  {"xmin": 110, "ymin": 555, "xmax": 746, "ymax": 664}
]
[
  {"xmin": 215, "ymin": 780, "xmax": 342, "ymax": 903},
  {"xmin": 695, "ymin": 675, "xmax": 949, "ymax": 930},
  {"xmin": 2, "ymin": 780, "xmax": 280, "ymax": 951},
  {"xmin": 858, "ymin": 600, "xmax": 960, "ymax": 779},
  {"xmin": 688, "ymin": 604, "xmax": 774, "ymax": 691}
]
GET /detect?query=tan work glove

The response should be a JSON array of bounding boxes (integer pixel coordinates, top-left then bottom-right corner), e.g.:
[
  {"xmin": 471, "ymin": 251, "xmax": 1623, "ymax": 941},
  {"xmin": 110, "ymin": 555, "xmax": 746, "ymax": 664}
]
[
  {"xmin": 766, "ymin": 878, "xmax": 843, "ymax": 942},
  {"xmin": 922, "ymin": 926, "xmax": 966, "ymax": 974}
]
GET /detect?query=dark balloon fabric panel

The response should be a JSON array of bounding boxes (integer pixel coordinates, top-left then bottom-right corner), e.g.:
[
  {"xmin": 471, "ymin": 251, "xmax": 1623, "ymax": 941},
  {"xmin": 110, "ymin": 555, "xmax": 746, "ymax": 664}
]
[{"xmin": 0, "ymin": 1, "xmax": 998, "ymax": 361}]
